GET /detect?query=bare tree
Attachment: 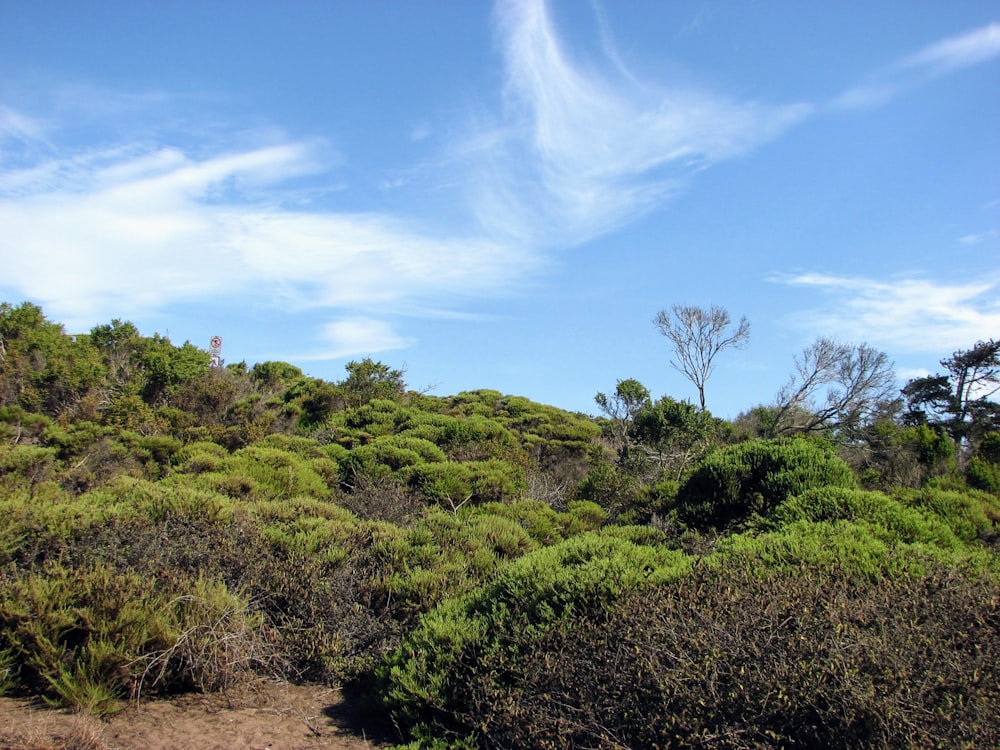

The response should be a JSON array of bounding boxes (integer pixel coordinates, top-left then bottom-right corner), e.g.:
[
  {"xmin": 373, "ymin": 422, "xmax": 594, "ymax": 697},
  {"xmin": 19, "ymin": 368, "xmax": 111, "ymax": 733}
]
[
  {"xmin": 654, "ymin": 305, "xmax": 750, "ymax": 410},
  {"xmin": 770, "ymin": 337, "xmax": 895, "ymax": 437}
]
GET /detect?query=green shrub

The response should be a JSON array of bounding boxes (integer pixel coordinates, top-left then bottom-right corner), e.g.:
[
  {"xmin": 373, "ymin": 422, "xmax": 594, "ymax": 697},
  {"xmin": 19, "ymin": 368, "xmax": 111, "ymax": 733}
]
[
  {"xmin": 469, "ymin": 499, "xmax": 603, "ymax": 545},
  {"xmin": 0, "ymin": 443, "xmax": 57, "ymax": 492},
  {"xmin": 436, "ymin": 415, "xmax": 520, "ymax": 461},
  {"xmin": 340, "ymin": 398, "xmax": 402, "ymax": 435},
  {"xmin": 219, "ymin": 445, "xmax": 330, "ymax": 501},
  {"xmin": 709, "ymin": 518, "xmax": 993, "ymax": 582},
  {"xmin": 376, "ymin": 532, "xmax": 691, "ymax": 738},
  {"xmin": 0, "ymin": 405, "xmax": 52, "ymax": 443},
  {"xmin": 575, "ymin": 458, "xmax": 641, "ymax": 517},
  {"xmin": 967, "ymin": 456, "xmax": 1000, "ymax": 495},
  {"xmin": 345, "ymin": 435, "xmax": 448, "ymax": 482},
  {"xmin": 757, "ymin": 486, "xmax": 962, "ymax": 550},
  {"xmin": 897, "ymin": 486, "xmax": 1000, "ymax": 546},
  {"xmin": 410, "ymin": 460, "xmax": 525, "ymax": 508},
  {"xmin": 978, "ymin": 432, "xmax": 1000, "ymax": 465},
  {"xmin": 91, "ymin": 476, "xmax": 232, "ymax": 526},
  {"xmin": 673, "ymin": 438, "xmax": 857, "ymax": 531},
  {"xmin": 0, "ymin": 562, "xmax": 171, "ymax": 714},
  {"xmin": 253, "ymin": 433, "xmax": 327, "ymax": 458},
  {"xmin": 170, "ymin": 440, "xmax": 229, "ymax": 474}
]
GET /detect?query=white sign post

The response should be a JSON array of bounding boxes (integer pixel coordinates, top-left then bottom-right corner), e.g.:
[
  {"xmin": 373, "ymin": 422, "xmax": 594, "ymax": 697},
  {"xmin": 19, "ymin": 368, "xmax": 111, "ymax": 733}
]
[{"xmin": 209, "ymin": 336, "xmax": 223, "ymax": 369}]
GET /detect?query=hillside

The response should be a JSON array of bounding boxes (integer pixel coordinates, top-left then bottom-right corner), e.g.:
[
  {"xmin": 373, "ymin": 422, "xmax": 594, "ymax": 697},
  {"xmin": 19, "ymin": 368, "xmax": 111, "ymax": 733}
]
[{"xmin": 1, "ymin": 300, "xmax": 998, "ymax": 748}]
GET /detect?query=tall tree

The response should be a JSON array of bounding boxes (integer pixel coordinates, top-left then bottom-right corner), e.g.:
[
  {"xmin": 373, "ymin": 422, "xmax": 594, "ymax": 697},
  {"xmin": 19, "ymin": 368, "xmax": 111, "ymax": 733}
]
[
  {"xmin": 770, "ymin": 338, "xmax": 895, "ymax": 437},
  {"xmin": 653, "ymin": 304, "xmax": 749, "ymax": 410},
  {"xmin": 903, "ymin": 339, "xmax": 1000, "ymax": 445}
]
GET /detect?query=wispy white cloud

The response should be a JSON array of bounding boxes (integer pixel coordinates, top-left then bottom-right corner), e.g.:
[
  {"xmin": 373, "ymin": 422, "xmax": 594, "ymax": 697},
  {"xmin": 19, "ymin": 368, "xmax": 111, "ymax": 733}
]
[
  {"xmin": 461, "ymin": 0, "xmax": 810, "ymax": 246},
  {"xmin": 772, "ymin": 272, "xmax": 1000, "ymax": 352},
  {"xmin": 832, "ymin": 22, "xmax": 1000, "ymax": 110},
  {"xmin": 897, "ymin": 22, "xmax": 1000, "ymax": 75},
  {"xmin": 0, "ymin": 132, "xmax": 532, "ymax": 357},
  {"xmin": 0, "ymin": 105, "xmax": 46, "ymax": 147},
  {"xmin": 292, "ymin": 317, "xmax": 415, "ymax": 361},
  {"xmin": 959, "ymin": 228, "xmax": 999, "ymax": 246},
  {"xmin": 1, "ymin": 0, "xmax": 816, "ymax": 358}
]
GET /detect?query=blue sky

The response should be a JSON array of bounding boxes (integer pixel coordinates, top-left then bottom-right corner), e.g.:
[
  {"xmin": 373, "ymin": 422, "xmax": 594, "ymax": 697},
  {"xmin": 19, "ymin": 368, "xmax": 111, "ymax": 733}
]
[{"xmin": 1, "ymin": 1, "xmax": 998, "ymax": 418}]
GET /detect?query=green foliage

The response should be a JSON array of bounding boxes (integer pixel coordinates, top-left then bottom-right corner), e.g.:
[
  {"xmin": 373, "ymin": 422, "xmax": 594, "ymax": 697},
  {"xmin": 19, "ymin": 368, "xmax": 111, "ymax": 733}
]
[
  {"xmin": 0, "ymin": 405, "xmax": 53, "ymax": 443},
  {"xmin": 709, "ymin": 519, "xmax": 993, "ymax": 582},
  {"xmin": 171, "ymin": 440, "xmax": 229, "ymax": 474},
  {"xmin": 753, "ymin": 486, "xmax": 963, "ymax": 550},
  {"xmin": 673, "ymin": 437, "xmax": 857, "ymax": 531},
  {"xmin": 979, "ymin": 431, "xmax": 1000, "ymax": 464},
  {"xmin": 575, "ymin": 457, "xmax": 641, "ymax": 516},
  {"xmin": 288, "ymin": 377, "xmax": 342, "ymax": 431},
  {"xmin": 0, "ymin": 562, "xmax": 173, "ymax": 713},
  {"xmin": 435, "ymin": 415, "xmax": 520, "ymax": 461},
  {"xmin": 339, "ymin": 358, "xmax": 406, "ymax": 406},
  {"xmin": 213, "ymin": 444, "xmax": 331, "ymax": 501},
  {"xmin": 409, "ymin": 459, "xmax": 525, "ymax": 508},
  {"xmin": 852, "ymin": 421, "xmax": 956, "ymax": 490},
  {"xmin": 896, "ymin": 486, "xmax": 1000, "ymax": 545},
  {"xmin": 594, "ymin": 378, "xmax": 650, "ymax": 454},
  {"xmin": 249, "ymin": 360, "xmax": 304, "ymax": 388},
  {"xmin": 631, "ymin": 394, "xmax": 723, "ymax": 479},
  {"xmin": 364, "ymin": 502, "xmax": 608, "ymax": 625},
  {"xmin": 967, "ymin": 455, "xmax": 1000, "ymax": 494},
  {"xmin": 0, "ymin": 442, "xmax": 57, "ymax": 492},
  {"xmin": 139, "ymin": 335, "xmax": 210, "ymax": 404},
  {"xmin": 0, "ymin": 302, "xmax": 106, "ymax": 417},
  {"xmin": 377, "ymin": 531, "xmax": 692, "ymax": 738},
  {"xmin": 345, "ymin": 435, "xmax": 448, "ymax": 483},
  {"xmin": 471, "ymin": 499, "xmax": 606, "ymax": 545},
  {"xmin": 453, "ymin": 562, "xmax": 999, "ymax": 749},
  {"xmin": 3, "ymin": 300, "xmax": 1000, "ymax": 745},
  {"xmin": 903, "ymin": 339, "xmax": 1000, "ymax": 444}
]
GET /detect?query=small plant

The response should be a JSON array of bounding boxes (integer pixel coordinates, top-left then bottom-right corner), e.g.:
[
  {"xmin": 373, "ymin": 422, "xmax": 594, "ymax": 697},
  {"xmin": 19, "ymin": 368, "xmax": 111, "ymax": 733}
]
[{"xmin": 133, "ymin": 578, "xmax": 282, "ymax": 698}]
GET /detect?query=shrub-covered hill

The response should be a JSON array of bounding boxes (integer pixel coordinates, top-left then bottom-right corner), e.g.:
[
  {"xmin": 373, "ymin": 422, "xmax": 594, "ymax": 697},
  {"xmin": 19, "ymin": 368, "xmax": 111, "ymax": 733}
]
[{"xmin": 2, "ymin": 301, "xmax": 999, "ymax": 748}]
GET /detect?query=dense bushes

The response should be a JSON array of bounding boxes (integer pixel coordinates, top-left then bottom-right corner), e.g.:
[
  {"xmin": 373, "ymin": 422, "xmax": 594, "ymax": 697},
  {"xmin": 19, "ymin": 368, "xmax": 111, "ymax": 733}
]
[
  {"xmin": 376, "ymin": 532, "xmax": 690, "ymax": 741},
  {"xmin": 896, "ymin": 486, "xmax": 1000, "ymax": 547},
  {"xmin": 377, "ymin": 526, "xmax": 998, "ymax": 748},
  {"xmin": 455, "ymin": 562, "xmax": 999, "ymax": 749},
  {"xmin": 2, "ymin": 302, "xmax": 999, "ymax": 747},
  {"xmin": 753, "ymin": 486, "xmax": 963, "ymax": 549}
]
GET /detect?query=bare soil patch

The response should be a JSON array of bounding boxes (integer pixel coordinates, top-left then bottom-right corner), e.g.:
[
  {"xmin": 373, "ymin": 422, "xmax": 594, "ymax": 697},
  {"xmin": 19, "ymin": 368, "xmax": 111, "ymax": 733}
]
[{"xmin": 0, "ymin": 681, "xmax": 392, "ymax": 750}]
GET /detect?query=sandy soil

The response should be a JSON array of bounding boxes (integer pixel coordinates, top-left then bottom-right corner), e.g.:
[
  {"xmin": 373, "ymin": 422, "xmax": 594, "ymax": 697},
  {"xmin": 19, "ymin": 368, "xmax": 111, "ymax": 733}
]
[{"xmin": 0, "ymin": 681, "xmax": 393, "ymax": 750}]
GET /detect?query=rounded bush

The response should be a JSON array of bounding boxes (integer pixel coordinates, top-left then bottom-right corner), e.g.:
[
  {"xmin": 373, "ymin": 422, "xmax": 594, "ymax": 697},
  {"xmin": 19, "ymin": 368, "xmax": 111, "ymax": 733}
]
[
  {"xmin": 673, "ymin": 438, "xmax": 857, "ymax": 531},
  {"xmin": 897, "ymin": 486, "xmax": 1000, "ymax": 545},
  {"xmin": 410, "ymin": 460, "xmax": 525, "ymax": 507},
  {"xmin": 172, "ymin": 441, "xmax": 229, "ymax": 474},
  {"xmin": 760, "ymin": 486, "xmax": 962, "ymax": 549},
  {"xmin": 377, "ymin": 531, "xmax": 691, "ymax": 737},
  {"xmin": 967, "ymin": 456, "xmax": 1000, "ymax": 495}
]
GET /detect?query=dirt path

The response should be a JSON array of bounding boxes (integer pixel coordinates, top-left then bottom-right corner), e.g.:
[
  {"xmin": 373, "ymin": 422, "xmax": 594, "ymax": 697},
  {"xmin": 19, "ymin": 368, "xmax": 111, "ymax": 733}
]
[{"xmin": 0, "ymin": 681, "xmax": 393, "ymax": 750}]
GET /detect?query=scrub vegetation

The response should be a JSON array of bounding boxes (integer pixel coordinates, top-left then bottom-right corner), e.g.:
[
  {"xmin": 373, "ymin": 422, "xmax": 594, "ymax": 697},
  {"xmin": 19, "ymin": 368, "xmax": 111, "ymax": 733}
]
[{"xmin": 1, "ymin": 300, "xmax": 998, "ymax": 748}]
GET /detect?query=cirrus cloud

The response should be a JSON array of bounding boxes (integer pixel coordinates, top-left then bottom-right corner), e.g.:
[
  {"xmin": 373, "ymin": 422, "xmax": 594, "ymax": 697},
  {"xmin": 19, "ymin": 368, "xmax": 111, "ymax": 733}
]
[{"xmin": 772, "ymin": 272, "xmax": 1000, "ymax": 352}]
